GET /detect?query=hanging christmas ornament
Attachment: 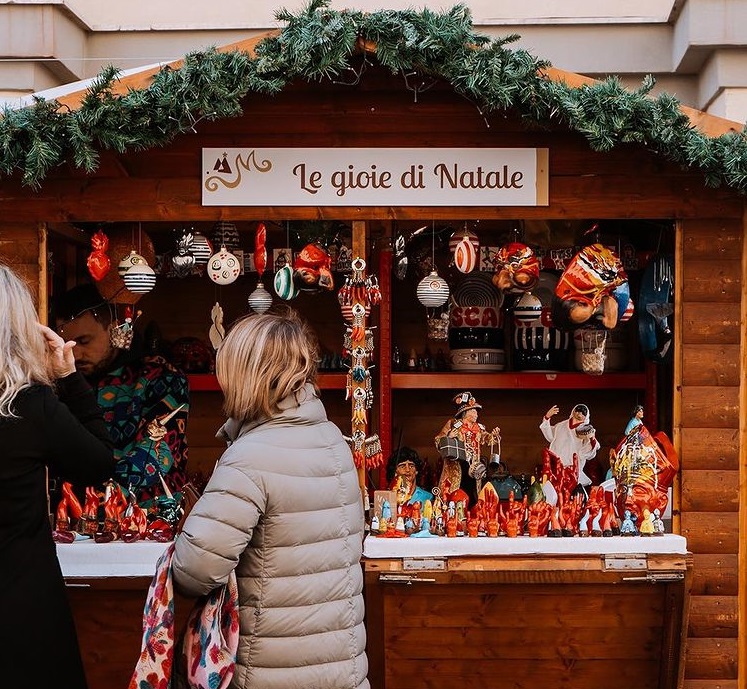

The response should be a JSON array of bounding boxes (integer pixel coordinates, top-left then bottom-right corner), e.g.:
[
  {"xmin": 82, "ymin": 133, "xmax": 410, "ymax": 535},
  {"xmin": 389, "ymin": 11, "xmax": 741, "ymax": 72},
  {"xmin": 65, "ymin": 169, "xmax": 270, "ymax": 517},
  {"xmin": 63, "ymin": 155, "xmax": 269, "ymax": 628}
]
[
  {"xmin": 171, "ymin": 231, "xmax": 196, "ymax": 278},
  {"xmin": 454, "ymin": 236, "xmax": 478, "ymax": 273},
  {"xmin": 416, "ymin": 270, "xmax": 450, "ymax": 308},
  {"xmin": 207, "ymin": 245, "xmax": 241, "ymax": 285},
  {"xmin": 513, "ymin": 292, "xmax": 543, "ymax": 324},
  {"xmin": 122, "ymin": 262, "xmax": 157, "ymax": 294},
  {"xmin": 118, "ymin": 249, "xmax": 146, "ymax": 277},
  {"xmin": 87, "ymin": 229, "xmax": 111, "ymax": 281},
  {"xmin": 211, "ymin": 221, "xmax": 241, "ymax": 252},
  {"xmin": 247, "ymin": 282, "xmax": 273, "ymax": 314},
  {"xmin": 274, "ymin": 263, "xmax": 299, "ymax": 300},
  {"xmin": 254, "ymin": 222, "xmax": 267, "ymax": 278},
  {"xmin": 449, "ymin": 227, "xmax": 480, "ymax": 254},
  {"xmin": 190, "ymin": 231, "xmax": 213, "ymax": 265}
]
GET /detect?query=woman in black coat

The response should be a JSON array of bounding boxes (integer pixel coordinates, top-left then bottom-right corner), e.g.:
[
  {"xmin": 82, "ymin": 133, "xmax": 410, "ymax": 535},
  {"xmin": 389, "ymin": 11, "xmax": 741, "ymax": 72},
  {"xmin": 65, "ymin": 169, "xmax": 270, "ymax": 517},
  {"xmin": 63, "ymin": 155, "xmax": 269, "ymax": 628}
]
[{"xmin": 0, "ymin": 265, "xmax": 115, "ymax": 689}]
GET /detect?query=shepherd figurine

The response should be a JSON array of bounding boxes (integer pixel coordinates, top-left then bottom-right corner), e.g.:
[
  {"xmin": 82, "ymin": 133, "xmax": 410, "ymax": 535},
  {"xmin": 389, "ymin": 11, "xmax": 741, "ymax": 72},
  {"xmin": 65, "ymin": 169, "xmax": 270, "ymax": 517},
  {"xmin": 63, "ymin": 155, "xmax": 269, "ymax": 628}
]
[{"xmin": 434, "ymin": 392, "xmax": 500, "ymax": 508}]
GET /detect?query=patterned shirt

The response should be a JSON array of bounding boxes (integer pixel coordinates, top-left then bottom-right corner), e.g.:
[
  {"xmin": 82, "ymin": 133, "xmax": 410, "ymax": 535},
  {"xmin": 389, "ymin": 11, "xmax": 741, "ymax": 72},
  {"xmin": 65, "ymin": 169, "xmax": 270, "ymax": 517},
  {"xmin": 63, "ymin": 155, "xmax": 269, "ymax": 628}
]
[{"xmin": 94, "ymin": 352, "xmax": 190, "ymax": 503}]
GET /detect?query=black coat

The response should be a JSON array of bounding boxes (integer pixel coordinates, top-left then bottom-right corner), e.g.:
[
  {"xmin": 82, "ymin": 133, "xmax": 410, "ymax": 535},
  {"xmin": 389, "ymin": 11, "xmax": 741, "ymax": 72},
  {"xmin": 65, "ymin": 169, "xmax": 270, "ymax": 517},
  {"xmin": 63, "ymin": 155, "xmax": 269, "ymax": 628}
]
[{"xmin": 0, "ymin": 373, "xmax": 114, "ymax": 689}]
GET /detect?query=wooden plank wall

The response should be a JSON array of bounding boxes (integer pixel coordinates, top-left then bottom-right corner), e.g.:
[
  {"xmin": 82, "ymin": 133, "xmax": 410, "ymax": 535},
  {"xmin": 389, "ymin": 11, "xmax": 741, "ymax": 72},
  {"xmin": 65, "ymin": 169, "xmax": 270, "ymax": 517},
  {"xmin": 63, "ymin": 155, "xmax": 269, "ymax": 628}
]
[
  {"xmin": 679, "ymin": 219, "xmax": 741, "ymax": 689},
  {"xmin": 0, "ymin": 223, "xmax": 42, "ymax": 306}
]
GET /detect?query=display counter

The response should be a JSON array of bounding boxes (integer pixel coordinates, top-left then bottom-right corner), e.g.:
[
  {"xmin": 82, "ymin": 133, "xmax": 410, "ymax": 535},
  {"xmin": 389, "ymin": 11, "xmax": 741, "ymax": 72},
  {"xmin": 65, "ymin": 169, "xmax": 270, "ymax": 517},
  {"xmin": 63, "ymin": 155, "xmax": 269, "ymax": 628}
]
[
  {"xmin": 58, "ymin": 541, "xmax": 188, "ymax": 689},
  {"xmin": 363, "ymin": 535, "xmax": 691, "ymax": 689}
]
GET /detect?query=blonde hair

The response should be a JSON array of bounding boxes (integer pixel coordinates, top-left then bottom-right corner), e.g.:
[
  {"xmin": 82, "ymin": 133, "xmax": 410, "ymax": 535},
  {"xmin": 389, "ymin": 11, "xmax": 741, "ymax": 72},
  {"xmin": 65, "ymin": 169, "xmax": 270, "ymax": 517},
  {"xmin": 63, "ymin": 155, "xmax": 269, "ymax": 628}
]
[
  {"xmin": 217, "ymin": 309, "xmax": 318, "ymax": 423},
  {"xmin": 0, "ymin": 264, "xmax": 52, "ymax": 417}
]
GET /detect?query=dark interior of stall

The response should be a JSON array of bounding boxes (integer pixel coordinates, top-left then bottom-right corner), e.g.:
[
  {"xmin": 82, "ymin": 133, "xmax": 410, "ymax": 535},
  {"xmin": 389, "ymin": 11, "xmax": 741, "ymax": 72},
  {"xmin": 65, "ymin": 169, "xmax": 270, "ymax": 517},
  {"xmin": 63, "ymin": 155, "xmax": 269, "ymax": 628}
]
[{"xmin": 47, "ymin": 217, "xmax": 675, "ymax": 499}]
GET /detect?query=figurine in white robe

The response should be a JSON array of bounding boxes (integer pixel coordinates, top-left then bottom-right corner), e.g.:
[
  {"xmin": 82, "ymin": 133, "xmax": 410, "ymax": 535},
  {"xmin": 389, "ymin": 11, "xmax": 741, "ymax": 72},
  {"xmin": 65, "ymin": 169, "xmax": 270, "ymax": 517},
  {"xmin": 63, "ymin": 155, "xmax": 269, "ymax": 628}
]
[{"xmin": 539, "ymin": 403, "xmax": 599, "ymax": 486}]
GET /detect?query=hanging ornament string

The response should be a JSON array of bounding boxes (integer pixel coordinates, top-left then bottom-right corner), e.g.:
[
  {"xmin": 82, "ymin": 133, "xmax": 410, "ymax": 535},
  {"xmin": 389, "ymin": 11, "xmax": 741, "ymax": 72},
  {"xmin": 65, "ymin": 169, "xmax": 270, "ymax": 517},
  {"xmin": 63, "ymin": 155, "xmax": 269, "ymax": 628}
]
[{"xmin": 247, "ymin": 221, "xmax": 272, "ymax": 313}]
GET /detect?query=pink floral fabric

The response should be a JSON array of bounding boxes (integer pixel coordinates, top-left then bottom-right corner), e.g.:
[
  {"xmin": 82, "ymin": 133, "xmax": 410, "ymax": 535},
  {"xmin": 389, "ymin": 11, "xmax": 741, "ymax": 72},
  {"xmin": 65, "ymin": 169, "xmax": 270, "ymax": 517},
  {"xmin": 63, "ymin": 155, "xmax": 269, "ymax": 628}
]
[{"xmin": 129, "ymin": 543, "xmax": 239, "ymax": 689}]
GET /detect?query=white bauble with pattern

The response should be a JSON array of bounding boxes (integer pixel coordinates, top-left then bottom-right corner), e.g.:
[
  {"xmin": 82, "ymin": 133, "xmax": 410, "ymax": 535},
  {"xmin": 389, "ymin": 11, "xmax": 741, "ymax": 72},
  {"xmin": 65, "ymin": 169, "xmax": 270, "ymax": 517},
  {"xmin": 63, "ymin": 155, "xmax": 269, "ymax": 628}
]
[
  {"xmin": 207, "ymin": 247, "xmax": 241, "ymax": 285},
  {"xmin": 122, "ymin": 262, "xmax": 156, "ymax": 294},
  {"xmin": 416, "ymin": 270, "xmax": 450, "ymax": 308},
  {"xmin": 118, "ymin": 250, "xmax": 146, "ymax": 277}
]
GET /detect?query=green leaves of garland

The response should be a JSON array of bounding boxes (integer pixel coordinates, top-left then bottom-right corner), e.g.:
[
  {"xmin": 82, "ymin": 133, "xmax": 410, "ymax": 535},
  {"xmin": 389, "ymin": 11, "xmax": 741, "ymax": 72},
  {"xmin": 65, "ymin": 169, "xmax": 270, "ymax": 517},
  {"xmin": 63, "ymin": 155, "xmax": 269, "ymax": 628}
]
[{"xmin": 1, "ymin": 0, "xmax": 746, "ymax": 191}]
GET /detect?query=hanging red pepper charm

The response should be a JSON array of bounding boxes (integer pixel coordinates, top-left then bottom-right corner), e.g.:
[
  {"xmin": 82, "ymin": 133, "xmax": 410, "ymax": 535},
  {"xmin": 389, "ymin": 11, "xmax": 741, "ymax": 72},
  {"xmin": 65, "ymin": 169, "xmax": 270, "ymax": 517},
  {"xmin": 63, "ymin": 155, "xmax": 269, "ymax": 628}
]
[
  {"xmin": 254, "ymin": 222, "xmax": 267, "ymax": 278},
  {"xmin": 87, "ymin": 229, "xmax": 111, "ymax": 281}
]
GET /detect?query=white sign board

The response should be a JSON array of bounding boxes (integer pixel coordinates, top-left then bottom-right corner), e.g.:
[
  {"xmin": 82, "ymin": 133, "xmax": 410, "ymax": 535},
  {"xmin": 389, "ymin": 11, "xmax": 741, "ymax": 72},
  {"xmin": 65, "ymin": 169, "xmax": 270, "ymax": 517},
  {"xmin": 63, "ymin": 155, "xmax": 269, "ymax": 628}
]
[{"xmin": 202, "ymin": 148, "xmax": 548, "ymax": 207}]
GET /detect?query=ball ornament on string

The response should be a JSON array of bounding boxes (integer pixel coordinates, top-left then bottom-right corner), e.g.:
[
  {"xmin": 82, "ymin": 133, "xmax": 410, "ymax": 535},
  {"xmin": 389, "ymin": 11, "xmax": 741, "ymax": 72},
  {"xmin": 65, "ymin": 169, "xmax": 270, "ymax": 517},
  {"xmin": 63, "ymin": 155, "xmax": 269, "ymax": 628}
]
[
  {"xmin": 207, "ymin": 246, "xmax": 241, "ymax": 286},
  {"xmin": 122, "ymin": 261, "xmax": 157, "ymax": 294},
  {"xmin": 190, "ymin": 232, "xmax": 213, "ymax": 266},
  {"xmin": 274, "ymin": 264, "xmax": 299, "ymax": 300},
  {"xmin": 450, "ymin": 228, "xmax": 480, "ymax": 274},
  {"xmin": 247, "ymin": 282, "xmax": 273, "ymax": 314},
  {"xmin": 118, "ymin": 250, "xmax": 146, "ymax": 277},
  {"xmin": 416, "ymin": 270, "xmax": 450, "ymax": 308},
  {"xmin": 513, "ymin": 292, "xmax": 543, "ymax": 324}
]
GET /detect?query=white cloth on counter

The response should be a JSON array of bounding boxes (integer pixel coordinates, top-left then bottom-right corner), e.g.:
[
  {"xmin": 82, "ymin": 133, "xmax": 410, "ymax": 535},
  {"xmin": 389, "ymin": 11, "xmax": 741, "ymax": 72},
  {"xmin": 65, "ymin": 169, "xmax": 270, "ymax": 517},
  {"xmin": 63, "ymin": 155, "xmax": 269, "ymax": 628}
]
[
  {"xmin": 363, "ymin": 533, "xmax": 688, "ymax": 558},
  {"xmin": 57, "ymin": 540, "xmax": 171, "ymax": 578}
]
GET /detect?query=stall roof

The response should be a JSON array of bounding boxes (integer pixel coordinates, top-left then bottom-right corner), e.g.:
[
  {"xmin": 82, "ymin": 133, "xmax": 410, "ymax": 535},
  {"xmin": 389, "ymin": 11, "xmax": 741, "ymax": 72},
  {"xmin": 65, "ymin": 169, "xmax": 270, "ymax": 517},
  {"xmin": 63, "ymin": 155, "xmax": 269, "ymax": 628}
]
[
  {"xmin": 21, "ymin": 31, "xmax": 741, "ymax": 139},
  {"xmin": 2, "ymin": 4, "xmax": 746, "ymax": 192}
]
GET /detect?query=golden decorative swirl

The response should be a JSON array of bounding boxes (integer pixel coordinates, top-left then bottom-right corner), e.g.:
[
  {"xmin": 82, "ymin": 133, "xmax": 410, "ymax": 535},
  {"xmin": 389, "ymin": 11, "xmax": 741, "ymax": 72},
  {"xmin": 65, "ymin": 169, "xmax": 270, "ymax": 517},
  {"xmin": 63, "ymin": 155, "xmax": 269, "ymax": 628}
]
[{"xmin": 204, "ymin": 151, "xmax": 273, "ymax": 192}]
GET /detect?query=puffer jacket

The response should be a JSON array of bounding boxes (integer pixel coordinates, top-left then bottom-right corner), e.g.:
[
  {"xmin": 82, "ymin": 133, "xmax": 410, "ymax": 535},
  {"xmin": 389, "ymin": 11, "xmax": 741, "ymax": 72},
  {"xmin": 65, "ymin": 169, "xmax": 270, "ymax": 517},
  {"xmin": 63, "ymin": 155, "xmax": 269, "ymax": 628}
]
[{"xmin": 172, "ymin": 384, "xmax": 369, "ymax": 689}]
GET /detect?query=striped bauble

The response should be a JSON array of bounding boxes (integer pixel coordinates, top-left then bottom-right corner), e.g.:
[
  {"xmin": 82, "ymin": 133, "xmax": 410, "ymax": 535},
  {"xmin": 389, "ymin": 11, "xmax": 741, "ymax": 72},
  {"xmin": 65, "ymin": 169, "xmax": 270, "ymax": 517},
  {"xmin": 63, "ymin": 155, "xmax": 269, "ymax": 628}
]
[
  {"xmin": 247, "ymin": 282, "xmax": 273, "ymax": 313},
  {"xmin": 191, "ymin": 232, "xmax": 213, "ymax": 265},
  {"xmin": 513, "ymin": 292, "xmax": 543, "ymax": 324},
  {"xmin": 273, "ymin": 264, "xmax": 298, "ymax": 300},
  {"xmin": 122, "ymin": 262, "xmax": 156, "ymax": 294},
  {"xmin": 454, "ymin": 237, "xmax": 478, "ymax": 273},
  {"xmin": 449, "ymin": 229, "xmax": 479, "ymax": 255},
  {"xmin": 416, "ymin": 270, "xmax": 450, "ymax": 308}
]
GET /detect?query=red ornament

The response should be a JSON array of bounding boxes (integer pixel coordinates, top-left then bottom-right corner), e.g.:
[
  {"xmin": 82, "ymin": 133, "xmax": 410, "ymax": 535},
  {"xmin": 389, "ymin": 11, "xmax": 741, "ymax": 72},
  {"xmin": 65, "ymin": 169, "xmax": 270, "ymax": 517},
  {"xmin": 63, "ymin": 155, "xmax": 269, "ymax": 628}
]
[
  {"xmin": 87, "ymin": 229, "xmax": 111, "ymax": 281},
  {"xmin": 254, "ymin": 222, "xmax": 267, "ymax": 277}
]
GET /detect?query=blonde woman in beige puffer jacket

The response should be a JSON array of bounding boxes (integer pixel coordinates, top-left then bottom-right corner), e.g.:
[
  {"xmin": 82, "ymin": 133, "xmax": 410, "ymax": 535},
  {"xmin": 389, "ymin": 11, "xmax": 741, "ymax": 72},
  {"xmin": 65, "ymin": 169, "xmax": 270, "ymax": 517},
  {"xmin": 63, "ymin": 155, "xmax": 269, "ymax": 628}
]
[{"xmin": 172, "ymin": 311, "xmax": 369, "ymax": 689}]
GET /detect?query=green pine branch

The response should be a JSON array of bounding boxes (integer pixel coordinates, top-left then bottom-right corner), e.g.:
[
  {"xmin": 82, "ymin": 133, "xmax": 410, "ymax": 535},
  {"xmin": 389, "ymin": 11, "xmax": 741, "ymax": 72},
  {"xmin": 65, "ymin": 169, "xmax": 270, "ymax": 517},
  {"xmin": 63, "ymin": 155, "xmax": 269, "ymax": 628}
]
[{"xmin": 0, "ymin": 0, "xmax": 745, "ymax": 192}]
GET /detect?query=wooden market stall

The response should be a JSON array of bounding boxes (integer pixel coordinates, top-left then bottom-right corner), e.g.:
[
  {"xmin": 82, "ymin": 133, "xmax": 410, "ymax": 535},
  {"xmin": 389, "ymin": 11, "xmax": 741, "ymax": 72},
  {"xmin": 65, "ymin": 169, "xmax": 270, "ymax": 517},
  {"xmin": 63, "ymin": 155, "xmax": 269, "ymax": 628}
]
[{"xmin": 0, "ymin": 8, "xmax": 744, "ymax": 689}]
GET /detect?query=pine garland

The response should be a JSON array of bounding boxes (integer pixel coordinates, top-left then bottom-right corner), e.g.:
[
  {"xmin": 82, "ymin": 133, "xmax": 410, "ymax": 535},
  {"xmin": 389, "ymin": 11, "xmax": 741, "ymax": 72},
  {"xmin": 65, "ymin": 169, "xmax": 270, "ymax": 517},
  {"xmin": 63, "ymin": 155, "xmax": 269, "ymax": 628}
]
[{"xmin": 0, "ymin": 0, "xmax": 745, "ymax": 191}]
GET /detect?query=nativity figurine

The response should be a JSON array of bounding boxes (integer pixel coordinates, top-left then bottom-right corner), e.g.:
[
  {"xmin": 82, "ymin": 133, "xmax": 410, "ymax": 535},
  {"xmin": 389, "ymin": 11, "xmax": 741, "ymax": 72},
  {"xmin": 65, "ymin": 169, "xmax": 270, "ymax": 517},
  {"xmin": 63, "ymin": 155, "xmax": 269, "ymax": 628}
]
[{"xmin": 435, "ymin": 392, "xmax": 500, "ymax": 507}]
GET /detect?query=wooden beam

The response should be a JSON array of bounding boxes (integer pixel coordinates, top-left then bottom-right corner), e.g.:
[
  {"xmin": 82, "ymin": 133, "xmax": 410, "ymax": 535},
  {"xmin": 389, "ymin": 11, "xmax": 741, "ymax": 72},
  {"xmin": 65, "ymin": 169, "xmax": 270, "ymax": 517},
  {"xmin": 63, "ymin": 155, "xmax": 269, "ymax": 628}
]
[
  {"xmin": 672, "ymin": 221, "xmax": 683, "ymax": 534},
  {"xmin": 739, "ymin": 203, "xmax": 747, "ymax": 689},
  {"xmin": 37, "ymin": 224, "xmax": 48, "ymax": 324}
]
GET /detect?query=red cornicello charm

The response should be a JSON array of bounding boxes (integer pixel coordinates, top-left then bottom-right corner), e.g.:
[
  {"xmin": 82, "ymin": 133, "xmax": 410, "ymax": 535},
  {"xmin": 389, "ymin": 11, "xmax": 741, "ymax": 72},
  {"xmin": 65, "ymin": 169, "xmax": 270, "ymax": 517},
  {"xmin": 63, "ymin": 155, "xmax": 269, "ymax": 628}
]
[
  {"xmin": 254, "ymin": 222, "xmax": 267, "ymax": 278},
  {"xmin": 87, "ymin": 229, "xmax": 111, "ymax": 281}
]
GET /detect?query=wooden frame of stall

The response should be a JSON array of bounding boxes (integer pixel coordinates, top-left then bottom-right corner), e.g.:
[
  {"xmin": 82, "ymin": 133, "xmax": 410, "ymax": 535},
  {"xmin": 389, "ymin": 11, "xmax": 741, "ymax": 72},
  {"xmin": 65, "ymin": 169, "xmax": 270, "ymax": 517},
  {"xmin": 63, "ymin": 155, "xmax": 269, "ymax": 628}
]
[{"xmin": 0, "ymin": 35, "xmax": 744, "ymax": 689}]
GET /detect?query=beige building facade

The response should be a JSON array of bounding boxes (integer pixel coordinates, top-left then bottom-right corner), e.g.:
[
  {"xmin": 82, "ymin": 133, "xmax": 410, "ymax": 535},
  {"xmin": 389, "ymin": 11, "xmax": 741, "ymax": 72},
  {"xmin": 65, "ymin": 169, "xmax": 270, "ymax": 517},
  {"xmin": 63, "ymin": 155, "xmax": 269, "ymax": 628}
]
[{"xmin": 1, "ymin": 0, "xmax": 746, "ymax": 123}]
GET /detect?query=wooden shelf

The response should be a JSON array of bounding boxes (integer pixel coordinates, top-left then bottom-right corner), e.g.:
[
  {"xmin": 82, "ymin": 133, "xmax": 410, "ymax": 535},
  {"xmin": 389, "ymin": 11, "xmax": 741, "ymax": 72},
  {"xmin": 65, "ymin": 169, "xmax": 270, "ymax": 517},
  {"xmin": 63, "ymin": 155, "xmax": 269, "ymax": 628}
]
[
  {"xmin": 187, "ymin": 373, "xmax": 347, "ymax": 392},
  {"xmin": 390, "ymin": 372, "xmax": 647, "ymax": 390}
]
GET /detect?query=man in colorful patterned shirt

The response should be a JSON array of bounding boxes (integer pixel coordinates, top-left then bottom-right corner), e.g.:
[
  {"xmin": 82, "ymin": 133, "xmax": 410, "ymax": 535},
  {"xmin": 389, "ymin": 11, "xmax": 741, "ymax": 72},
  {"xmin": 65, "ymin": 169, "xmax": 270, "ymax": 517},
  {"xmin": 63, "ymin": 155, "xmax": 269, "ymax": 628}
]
[{"xmin": 55, "ymin": 284, "xmax": 189, "ymax": 503}]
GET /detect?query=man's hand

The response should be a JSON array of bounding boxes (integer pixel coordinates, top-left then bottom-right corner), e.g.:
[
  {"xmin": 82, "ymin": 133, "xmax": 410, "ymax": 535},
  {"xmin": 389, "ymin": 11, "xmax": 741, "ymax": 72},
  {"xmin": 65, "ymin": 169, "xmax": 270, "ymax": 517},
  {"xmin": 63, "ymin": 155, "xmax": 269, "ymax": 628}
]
[
  {"xmin": 545, "ymin": 405, "xmax": 560, "ymax": 419},
  {"xmin": 39, "ymin": 324, "xmax": 76, "ymax": 378}
]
